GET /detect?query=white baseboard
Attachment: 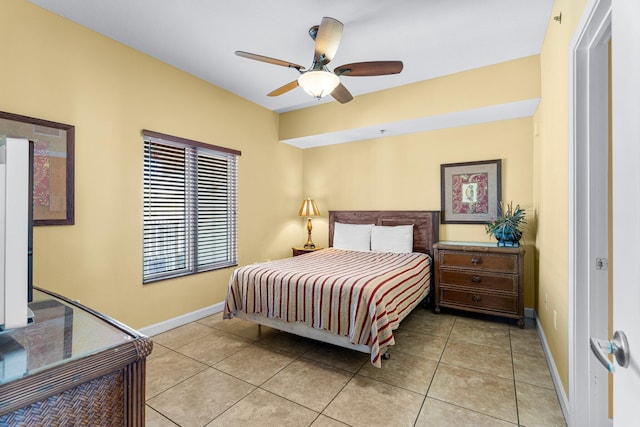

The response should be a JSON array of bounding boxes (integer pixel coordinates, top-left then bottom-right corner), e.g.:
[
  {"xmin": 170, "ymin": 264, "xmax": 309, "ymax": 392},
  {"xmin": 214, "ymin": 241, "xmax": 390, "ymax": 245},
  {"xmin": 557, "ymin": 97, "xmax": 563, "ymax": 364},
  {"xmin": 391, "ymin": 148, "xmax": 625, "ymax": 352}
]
[
  {"xmin": 535, "ymin": 310, "xmax": 571, "ymax": 426},
  {"xmin": 525, "ymin": 306, "xmax": 535, "ymax": 319},
  {"xmin": 138, "ymin": 301, "xmax": 225, "ymax": 337}
]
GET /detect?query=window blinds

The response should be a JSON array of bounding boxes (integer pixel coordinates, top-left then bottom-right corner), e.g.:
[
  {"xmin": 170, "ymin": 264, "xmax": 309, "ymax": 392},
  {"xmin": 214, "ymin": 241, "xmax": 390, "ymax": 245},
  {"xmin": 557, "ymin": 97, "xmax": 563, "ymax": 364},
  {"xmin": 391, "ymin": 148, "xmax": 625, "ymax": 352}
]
[{"xmin": 143, "ymin": 131, "xmax": 238, "ymax": 283}]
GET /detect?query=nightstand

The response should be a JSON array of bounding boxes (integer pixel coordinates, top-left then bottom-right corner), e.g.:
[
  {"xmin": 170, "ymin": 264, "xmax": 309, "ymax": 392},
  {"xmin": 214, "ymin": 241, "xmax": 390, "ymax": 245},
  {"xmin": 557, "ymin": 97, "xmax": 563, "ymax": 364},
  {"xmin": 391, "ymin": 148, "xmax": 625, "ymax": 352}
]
[
  {"xmin": 433, "ymin": 241, "xmax": 525, "ymax": 328},
  {"xmin": 292, "ymin": 247, "xmax": 323, "ymax": 256}
]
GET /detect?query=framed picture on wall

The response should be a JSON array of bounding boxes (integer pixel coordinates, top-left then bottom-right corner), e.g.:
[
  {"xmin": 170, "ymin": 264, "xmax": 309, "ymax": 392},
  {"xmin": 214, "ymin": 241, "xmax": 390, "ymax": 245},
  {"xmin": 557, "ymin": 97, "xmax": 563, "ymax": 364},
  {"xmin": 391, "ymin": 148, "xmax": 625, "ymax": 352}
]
[
  {"xmin": 440, "ymin": 159, "xmax": 501, "ymax": 224},
  {"xmin": 0, "ymin": 111, "xmax": 74, "ymax": 225}
]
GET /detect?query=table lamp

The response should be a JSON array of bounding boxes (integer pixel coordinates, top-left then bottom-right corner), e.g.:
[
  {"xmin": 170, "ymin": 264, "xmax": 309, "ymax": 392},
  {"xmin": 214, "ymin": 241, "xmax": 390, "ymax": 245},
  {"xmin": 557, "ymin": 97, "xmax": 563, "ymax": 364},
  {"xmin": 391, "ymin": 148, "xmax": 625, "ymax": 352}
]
[{"xmin": 298, "ymin": 198, "xmax": 320, "ymax": 249}]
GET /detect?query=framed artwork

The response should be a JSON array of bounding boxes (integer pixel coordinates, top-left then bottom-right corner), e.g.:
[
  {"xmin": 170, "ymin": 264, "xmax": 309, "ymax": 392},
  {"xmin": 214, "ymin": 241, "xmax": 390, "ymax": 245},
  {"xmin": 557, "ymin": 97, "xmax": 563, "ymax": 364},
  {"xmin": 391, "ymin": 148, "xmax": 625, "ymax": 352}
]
[
  {"xmin": 0, "ymin": 111, "xmax": 74, "ymax": 225},
  {"xmin": 440, "ymin": 159, "xmax": 501, "ymax": 224}
]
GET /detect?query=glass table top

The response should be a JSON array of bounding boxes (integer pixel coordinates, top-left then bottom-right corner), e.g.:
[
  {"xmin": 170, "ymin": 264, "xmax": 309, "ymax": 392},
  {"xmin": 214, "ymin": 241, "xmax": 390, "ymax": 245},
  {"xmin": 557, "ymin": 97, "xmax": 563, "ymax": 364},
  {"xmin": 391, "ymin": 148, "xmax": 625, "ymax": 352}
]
[{"xmin": 0, "ymin": 288, "xmax": 135, "ymax": 385}]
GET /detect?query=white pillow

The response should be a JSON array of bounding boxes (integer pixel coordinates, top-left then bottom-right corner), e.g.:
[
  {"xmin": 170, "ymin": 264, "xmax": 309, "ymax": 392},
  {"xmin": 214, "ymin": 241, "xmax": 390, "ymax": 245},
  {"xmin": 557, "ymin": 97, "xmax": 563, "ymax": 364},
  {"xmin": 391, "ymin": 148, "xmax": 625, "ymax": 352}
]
[
  {"xmin": 333, "ymin": 222, "xmax": 374, "ymax": 251},
  {"xmin": 371, "ymin": 225, "xmax": 414, "ymax": 253}
]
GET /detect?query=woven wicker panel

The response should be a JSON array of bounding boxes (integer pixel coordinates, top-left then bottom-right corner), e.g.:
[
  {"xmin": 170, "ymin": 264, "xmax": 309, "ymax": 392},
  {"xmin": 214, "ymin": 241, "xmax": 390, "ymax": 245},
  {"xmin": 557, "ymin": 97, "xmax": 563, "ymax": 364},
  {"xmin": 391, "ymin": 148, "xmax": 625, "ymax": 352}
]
[
  {"xmin": 133, "ymin": 336, "xmax": 154, "ymax": 359},
  {"xmin": 0, "ymin": 370, "xmax": 124, "ymax": 426}
]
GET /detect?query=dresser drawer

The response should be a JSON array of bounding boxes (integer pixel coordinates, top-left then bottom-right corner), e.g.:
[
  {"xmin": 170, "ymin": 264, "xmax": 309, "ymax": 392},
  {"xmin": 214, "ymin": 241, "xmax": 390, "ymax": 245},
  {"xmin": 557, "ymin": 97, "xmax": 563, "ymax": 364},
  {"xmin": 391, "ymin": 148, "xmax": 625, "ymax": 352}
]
[
  {"xmin": 440, "ymin": 288, "xmax": 518, "ymax": 314},
  {"xmin": 434, "ymin": 243, "xmax": 525, "ymax": 327},
  {"xmin": 439, "ymin": 251, "xmax": 518, "ymax": 273},
  {"xmin": 439, "ymin": 270, "xmax": 517, "ymax": 293}
]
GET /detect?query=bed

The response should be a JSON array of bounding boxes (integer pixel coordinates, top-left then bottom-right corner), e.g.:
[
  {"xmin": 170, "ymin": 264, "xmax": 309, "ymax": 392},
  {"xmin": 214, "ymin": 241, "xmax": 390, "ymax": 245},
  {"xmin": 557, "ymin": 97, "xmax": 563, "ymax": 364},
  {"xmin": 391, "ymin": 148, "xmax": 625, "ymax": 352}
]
[{"xmin": 224, "ymin": 210, "xmax": 440, "ymax": 367}]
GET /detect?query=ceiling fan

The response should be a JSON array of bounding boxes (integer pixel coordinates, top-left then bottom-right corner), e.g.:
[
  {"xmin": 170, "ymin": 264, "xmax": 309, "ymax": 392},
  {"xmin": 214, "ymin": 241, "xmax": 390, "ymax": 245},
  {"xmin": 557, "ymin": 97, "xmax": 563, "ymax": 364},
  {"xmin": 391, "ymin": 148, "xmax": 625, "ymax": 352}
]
[{"xmin": 235, "ymin": 17, "xmax": 403, "ymax": 104}]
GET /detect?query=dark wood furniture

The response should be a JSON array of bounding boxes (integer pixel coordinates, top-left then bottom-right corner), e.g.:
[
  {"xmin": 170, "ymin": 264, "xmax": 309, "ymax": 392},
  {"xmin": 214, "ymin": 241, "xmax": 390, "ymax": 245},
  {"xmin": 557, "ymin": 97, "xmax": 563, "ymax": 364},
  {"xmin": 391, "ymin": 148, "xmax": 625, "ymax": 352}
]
[
  {"xmin": 329, "ymin": 210, "xmax": 440, "ymax": 256},
  {"xmin": 433, "ymin": 241, "xmax": 525, "ymax": 328},
  {"xmin": 292, "ymin": 247, "xmax": 323, "ymax": 256},
  {"xmin": 0, "ymin": 287, "xmax": 152, "ymax": 426}
]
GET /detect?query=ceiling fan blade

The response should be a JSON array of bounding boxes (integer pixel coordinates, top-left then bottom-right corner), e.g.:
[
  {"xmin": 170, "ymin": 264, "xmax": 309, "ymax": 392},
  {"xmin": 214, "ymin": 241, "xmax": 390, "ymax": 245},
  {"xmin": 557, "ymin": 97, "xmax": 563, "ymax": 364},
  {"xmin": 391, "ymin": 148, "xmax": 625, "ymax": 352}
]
[
  {"xmin": 334, "ymin": 61, "xmax": 404, "ymax": 76},
  {"xmin": 314, "ymin": 17, "xmax": 343, "ymax": 66},
  {"xmin": 235, "ymin": 51, "xmax": 304, "ymax": 71},
  {"xmin": 267, "ymin": 80, "xmax": 299, "ymax": 97},
  {"xmin": 331, "ymin": 83, "xmax": 353, "ymax": 104}
]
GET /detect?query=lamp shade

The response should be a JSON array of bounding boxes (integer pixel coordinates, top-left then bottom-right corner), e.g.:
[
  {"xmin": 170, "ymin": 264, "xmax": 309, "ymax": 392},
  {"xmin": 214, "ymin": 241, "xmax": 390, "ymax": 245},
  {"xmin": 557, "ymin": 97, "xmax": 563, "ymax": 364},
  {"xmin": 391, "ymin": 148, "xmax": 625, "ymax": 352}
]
[
  {"xmin": 298, "ymin": 71, "xmax": 340, "ymax": 98},
  {"xmin": 298, "ymin": 198, "xmax": 320, "ymax": 217}
]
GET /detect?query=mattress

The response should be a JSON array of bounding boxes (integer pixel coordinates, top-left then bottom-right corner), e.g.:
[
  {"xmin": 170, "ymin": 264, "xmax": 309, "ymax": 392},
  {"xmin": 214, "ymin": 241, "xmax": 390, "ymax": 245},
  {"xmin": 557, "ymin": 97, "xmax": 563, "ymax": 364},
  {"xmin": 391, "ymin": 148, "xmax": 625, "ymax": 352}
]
[{"xmin": 224, "ymin": 248, "xmax": 432, "ymax": 366}]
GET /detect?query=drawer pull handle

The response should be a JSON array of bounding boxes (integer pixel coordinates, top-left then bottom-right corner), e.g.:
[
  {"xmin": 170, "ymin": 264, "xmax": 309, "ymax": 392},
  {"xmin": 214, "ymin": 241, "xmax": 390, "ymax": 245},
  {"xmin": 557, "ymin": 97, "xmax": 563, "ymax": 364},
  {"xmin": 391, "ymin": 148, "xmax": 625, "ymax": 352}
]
[
  {"xmin": 471, "ymin": 257, "xmax": 481, "ymax": 265},
  {"xmin": 471, "ymin": 275, "xmax": 482, "ymax": 283},
  {"xmin": 472, "ymin": 294, "xmax": 482, "ymax": 303}
]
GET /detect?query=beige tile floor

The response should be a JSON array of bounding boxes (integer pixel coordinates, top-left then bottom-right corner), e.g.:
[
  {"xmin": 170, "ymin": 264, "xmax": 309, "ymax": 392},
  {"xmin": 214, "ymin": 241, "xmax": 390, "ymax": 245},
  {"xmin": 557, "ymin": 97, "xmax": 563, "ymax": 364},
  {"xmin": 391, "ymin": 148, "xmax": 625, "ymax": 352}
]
[{"xmin": 145, "ymin": 308, "xmax": 566, "ymax": 427}]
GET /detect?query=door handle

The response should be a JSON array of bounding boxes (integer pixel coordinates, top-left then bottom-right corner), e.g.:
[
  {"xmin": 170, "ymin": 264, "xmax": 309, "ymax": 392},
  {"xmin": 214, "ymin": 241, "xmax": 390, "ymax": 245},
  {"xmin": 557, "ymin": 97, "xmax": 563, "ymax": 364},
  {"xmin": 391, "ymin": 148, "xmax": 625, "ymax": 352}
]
[{"xmin": 589, "ymin": 330, "xmax": 630, "ymax": 373}]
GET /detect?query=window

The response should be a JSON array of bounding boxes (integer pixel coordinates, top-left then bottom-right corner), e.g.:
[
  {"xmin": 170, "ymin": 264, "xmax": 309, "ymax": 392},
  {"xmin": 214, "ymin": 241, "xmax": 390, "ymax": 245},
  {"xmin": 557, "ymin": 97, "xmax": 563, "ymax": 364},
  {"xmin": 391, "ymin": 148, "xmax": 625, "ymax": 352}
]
[{"xmin": 142, "ymin": 130, "xmax": 240, "ymax": 283}]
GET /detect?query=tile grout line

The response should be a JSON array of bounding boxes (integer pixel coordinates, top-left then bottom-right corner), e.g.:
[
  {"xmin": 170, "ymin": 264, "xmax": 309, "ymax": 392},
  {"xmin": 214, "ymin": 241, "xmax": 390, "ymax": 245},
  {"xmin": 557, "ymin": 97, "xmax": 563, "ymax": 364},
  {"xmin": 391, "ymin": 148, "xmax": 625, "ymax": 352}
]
[
  {"xmin": 255, "ymin": 343, "xmax": 340, "ymax": 425},
  {"xmin": 191, "ymin": 341, "xmax": 309, "ymax": 425},
  {"xmin": 205, "ymin": 337, "xmax": 321, "ymax": 425},
  {"xmin": 205, "ymin": 335, "xmax": 367, "ymax": 426},
  {"xmin": 509, "ymin": 324, "xmax": 521, "ymax": 427},
  {"xmin": 163, "ymin": 311, "xmax": 438, "ymax": 425},
  {"xmin": 148, "ymin": 318, "xmax": 363, "ymax": 426},
  {"xmin": 149, "ymin": 324, "xmax": 307, "ymax": 426},
  {"xmin": 411, "ymin": 314, "xmax": 457, "ymax": 426},
  {"xmin": 148, "ymin": 313, "xmax": 557, "ymax": 426},
  {"xmin": 416, "ymin": 315, "xmax": 522, "ymax": 426},
  {"xmin": 301, "ymin": 344, "xmax": 368, "ymax": 425},
  {"xmin": 145, "ymin": 404, "xmax": 179, "ymax": 426},
  {"xmin": 145, "ymin": 347, "xmax": 210, "ymax": 400}
]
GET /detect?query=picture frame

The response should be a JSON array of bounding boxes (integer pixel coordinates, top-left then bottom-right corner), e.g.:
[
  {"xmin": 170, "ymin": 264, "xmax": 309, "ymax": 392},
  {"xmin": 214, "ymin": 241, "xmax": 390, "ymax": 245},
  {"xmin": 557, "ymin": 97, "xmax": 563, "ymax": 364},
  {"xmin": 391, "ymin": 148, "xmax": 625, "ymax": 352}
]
[
  {"xmin": 440, "ymin": 159, "xmax": 501, "ymax": 224},
  {"xmin": 0, "ymin": 111, "xmax": 74, "ymax": 225}
]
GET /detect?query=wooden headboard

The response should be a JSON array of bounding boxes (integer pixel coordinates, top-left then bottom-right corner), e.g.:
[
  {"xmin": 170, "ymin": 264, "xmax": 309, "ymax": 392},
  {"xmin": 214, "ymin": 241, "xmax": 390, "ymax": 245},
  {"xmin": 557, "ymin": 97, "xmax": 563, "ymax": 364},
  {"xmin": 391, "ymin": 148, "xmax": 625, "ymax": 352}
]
[{"xmin": 328, "ymin": 211, "xmax": 440, "ymax": 256}]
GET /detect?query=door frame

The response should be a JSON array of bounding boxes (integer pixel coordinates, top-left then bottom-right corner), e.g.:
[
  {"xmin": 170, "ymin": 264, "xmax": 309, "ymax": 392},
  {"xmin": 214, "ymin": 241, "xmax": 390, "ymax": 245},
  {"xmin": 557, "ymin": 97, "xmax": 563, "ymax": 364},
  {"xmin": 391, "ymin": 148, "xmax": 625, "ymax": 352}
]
[
  {"xmin": 568, "ymin": 0, "xmax": 612, "ymax": 426},
  {"xmin": 610, "ymin": 1, "xmax": 640, "ymax": 424}
]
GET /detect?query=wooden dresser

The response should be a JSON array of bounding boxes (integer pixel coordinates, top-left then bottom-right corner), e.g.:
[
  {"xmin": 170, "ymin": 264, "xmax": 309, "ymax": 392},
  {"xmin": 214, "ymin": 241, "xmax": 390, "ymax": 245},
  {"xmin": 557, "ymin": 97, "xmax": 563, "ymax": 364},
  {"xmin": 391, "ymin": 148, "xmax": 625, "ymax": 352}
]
[{"xmin": 433, "ymin": 241, "xmax": 525, "ymax": 328}]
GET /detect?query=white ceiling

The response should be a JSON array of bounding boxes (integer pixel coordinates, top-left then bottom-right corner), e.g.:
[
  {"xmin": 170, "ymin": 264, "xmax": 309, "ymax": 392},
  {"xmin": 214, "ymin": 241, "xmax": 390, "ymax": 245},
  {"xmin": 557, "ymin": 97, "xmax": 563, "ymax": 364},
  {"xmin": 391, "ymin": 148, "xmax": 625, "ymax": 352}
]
[{"xmin": 28, "ymin": 0, "xmax": 554, "ymax": 114}]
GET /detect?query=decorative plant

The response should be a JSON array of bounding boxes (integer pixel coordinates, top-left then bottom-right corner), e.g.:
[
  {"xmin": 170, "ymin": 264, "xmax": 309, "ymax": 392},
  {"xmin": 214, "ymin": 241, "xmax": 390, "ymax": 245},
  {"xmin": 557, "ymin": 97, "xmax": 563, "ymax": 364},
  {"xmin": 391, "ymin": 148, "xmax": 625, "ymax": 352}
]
[{"xmin": 485, "ymin": 201, "xmax": 527, "ymax": 243}]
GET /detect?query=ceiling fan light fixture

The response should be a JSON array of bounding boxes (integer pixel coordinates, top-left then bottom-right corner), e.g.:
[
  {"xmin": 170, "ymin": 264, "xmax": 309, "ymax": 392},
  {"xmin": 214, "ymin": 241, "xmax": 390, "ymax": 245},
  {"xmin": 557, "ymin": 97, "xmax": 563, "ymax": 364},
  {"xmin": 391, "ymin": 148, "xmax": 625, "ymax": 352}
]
[{"xmin": 298, "ymin": 70, "xmax": 339, "ymax": 99}]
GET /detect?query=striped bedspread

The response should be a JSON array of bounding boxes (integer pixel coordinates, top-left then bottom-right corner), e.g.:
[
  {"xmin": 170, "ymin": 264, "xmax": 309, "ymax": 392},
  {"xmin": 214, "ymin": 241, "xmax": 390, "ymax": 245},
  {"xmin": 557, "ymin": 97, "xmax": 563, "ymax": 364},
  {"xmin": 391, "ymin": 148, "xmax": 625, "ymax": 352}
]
[{"xmin": 224, "ymin": 248, "xmax": 431, "ymax": 367}]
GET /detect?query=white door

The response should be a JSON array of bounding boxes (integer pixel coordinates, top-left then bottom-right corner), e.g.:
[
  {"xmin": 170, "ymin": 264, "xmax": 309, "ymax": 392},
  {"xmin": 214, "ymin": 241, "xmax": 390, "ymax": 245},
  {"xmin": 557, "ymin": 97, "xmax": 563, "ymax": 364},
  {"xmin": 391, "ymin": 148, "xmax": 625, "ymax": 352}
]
[
  {"xmin": 610, "ymin": 0, "xmax": 640, "ymax": 423},
  {"xmin": 569, "ymin": 0, "xmax": 611, "ymax": 424},
  {"xmin": 573, "ymin": 0, "xmax": 640, "ymax": 425}
]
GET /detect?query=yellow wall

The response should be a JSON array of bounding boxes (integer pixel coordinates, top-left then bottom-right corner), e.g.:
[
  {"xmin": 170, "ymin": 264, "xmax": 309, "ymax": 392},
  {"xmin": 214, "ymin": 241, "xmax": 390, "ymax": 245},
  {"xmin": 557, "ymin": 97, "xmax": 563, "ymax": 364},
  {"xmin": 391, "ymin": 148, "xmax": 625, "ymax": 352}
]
[
  {"xmin": 301, "ymin": 118, "xmax": 535, "ymax": 307},
  {"xmin": 0, "ymin": 0, "xmax": 303, "ymax": 328},
  {"xmin": 534, "ymin": 0, "xmax": 588, "ymax": 394},
  {"xmin": 284, "ymin": 56, "xmax": 540, "ymax": 309},
  {"xmin": 281, "ymin": 55, "xmax": 540, "ymax": 141}
]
